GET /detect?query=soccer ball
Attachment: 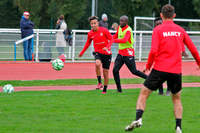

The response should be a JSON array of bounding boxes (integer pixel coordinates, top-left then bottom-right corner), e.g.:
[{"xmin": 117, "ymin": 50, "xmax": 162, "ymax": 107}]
[
  {"xmin": 52, "ymin": 59, "xmax": 64, "ymax": 71},
  {"xmin": 2, "ymin": 84, "xmax": 14, "ymax": 93}
]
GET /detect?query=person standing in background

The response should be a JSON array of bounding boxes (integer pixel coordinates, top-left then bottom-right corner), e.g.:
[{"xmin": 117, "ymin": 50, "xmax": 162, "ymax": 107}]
[
  {"xmin": 111, "ymin": 22, "xmax": 119, "ymax": 61},
  {"xmin": 111, "ymin": 22, "xmax": 118, "ymax": 31},
  {"xmin": 99, "ymin": 13, "xmax": 108, "ymax": 29},
  {"xmin": 20, "ymin": 11, "xmax": 34, "ymax": 61},
  {"xmin": 56, "ymin": 15, "xmax": 67, "ymax": 56}
]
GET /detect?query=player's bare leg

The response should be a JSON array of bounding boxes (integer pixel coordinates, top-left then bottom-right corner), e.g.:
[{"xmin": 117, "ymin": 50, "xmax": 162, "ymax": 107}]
[
  {"xmin": 96, "ymin": 59, "xmax": 103, "ymax": 89},
  {"xmin": 172, "ymin": 91, "xmax": 183, "ymax": 133},
  {"xmin": 102, "ymin": 69, "xmax": 109, "ymax": 94},
  {"xmin": 125, "ymin": 86, "xmax": 152, "ymax": 131},
  {"xmin": 136, "ymin": 86, "xmax": 152, "ymax": 110}
]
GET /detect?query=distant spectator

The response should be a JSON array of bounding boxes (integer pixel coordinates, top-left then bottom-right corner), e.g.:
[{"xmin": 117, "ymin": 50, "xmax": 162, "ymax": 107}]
[
  {"xmin": 99, "ymin": 13, "xmax": 108, "ymax": 29},
  {"xmin": 20, "ymin": 11, "xmax": 34, "ymax": 61},
  {"xmin": 111, "ymin": 22, "xmax": 118, "ymax": 31},
  {"xmin": 56, "ymin": 15, "xmax": 67, "ymax": 56},
  {"xmin": 111, "ymin": 22, "xmax": 119, "ymax": 60},
  {"xmin": 154, "ymin": 17, "xmax": 162, "ymax": 27}
]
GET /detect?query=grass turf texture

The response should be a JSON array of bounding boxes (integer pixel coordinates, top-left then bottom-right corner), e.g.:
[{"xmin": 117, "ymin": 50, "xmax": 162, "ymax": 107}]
[
  {"xmin": 0, "ymin": 87, "xmax": 199, "ymax": 133},
  {"xmin": 0, "ymin": 76, "xmax": 200, "ymax": 87}
]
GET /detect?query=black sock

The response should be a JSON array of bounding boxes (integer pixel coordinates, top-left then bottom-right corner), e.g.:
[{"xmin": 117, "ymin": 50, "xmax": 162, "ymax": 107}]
[
  {"xmin": 158, "ymin": 85, "xmax": 163, "ymax": 94},
  {"xmin": 103, "ymin": 85, "xmax": 107, "ymax": 92},
  {"xmin": 136, "ymin": 109, "xmax": 144, "ymax": 120},
  {"xmin": 176, "ymin": 119, "xmax": 182, "ymax": 129},
  {"xmin": 97, "ymin": 76, "xmax": 101, "ymax": 84}
]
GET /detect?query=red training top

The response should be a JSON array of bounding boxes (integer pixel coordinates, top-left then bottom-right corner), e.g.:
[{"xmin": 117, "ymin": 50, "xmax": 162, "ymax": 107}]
[
  {"xmin": 79, "ymin": 27, "xmax": 112, "ymax": 56},
  {"xmin": 146, "ymin": 20, "xmax": 200, "ymax": 74},
  {"xmin": 112, "ymin": 25, "xmax": 135, "ymax": 56}
]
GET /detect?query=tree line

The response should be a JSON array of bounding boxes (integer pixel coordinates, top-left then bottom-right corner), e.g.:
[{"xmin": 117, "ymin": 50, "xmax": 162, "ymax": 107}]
[{"xmin": 0, "ymin": 0, "xmax": 200, "ymax": 29}]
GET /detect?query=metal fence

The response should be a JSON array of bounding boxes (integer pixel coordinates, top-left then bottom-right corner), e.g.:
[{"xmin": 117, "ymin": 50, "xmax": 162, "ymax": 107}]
[{"xmin": 0, "ymin": 28, "xmax": 200, "ymax": 62}]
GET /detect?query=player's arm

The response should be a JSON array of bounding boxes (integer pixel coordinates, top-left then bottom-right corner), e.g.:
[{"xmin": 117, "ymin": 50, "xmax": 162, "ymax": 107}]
[
  {"xmin": 183, "ymin": 31, "xmax": 200, "ymax": 67},
  {"xmin": 181, "ymin": 42, "xmax": 189, "ymax": 58},
  {"xmin": 105, "ymin": 29, "xmax": 113, "ymax": 49},
  {"xmin": 113, "ymin": 31, "xmax": 131, "ymax": 43},
  {"xmin": 79, "ymin": 34, "xmax": 92, "ymax": 57},
  {"xmin": 20, "ymin": 20, "xmax": 33, "ymax": 29},
  {"xmin": 112, "ymin": 27, "xmax": 119, "ymax": 39},
  {"xmin": 145, "ymin": 29, "xmax": 159, "ymax": 71}
]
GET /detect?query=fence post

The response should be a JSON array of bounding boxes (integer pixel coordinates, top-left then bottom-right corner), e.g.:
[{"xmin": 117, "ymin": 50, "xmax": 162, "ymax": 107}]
[
  {"xmin": 69, "ymin": 46, "xmax": 72, "ymax": 59},
  {"xmin": 139, "ymin": 33, "xmax": 143, "ymax": 61},
  {"xmin": 31, "ymin": 37, "xmax": 34, "ymax": 61},
  {"xmin": 134, "ymin": 17, "xmax": 137, "ymax": 50},
  {"xmin": 72, "ymin": 31, "xmax": 76, "ymax": 62},
  {"xmin": 35, "ymin": 29, "xmax": 39, "ymax": 62},
  {"xmin": 14, "ymin": 43, "xmax": 16, "ymax": 61}
]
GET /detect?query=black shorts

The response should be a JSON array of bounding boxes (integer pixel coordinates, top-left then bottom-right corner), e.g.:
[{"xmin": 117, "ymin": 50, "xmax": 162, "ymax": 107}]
[
  {"xmin": 144, "ymin": 69, "xmax": 182, "ymax": 94},
  {"xmin": 93, "ymin": 52, "xmax": 112, "ymax": 69}
]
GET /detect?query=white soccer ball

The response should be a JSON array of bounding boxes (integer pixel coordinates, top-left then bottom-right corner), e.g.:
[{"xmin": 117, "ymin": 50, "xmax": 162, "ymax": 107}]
[
  {"xmin": 52, "ymin": 59, "xmax": 64, "ymax": 71},
  {"xmin": 3, "ymin": 84, "xmax": 14, "ymax": 93}
]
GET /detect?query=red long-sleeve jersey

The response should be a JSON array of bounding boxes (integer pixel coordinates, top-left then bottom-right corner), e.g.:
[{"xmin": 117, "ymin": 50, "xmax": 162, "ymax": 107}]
[
  {"xmin": 146, "ymin": 20, "xmax": 200, "ymax": 74},
  {"xmin": 112, "ymin": 25, "xmax": 135, "ymax": 56},
  {"xmin": 79, "ymin": 27, "xmax": 112, "ymax": 56}
]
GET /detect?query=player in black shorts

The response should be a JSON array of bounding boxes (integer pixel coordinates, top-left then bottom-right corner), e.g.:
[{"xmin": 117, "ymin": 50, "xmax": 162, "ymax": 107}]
[
  {"xmin": 125, "ymin": 4, "xmax": 200, "ymax": 133},
  {"xmin": 79, "ymin": 16, "xmax": 113, "ymax": 94},
  {"xmin": 154, "ymin": 17, "xmax": 188, "ymax": 96},
  {"xmin": 92, "ymin": 52, "xmax": 112, "ymax": 70}
]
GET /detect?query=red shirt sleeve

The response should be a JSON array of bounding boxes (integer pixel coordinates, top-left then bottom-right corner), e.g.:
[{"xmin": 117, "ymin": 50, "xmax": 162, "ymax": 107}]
[
  {"xmin": 104, "ymin": 29, "xmax": 113, "ymax": 49},
  {"xmin": 113, "ymin": 31, "xmax": 118, "ymax": 39},
  {"xmin": 146, "ymin": 29, "xmax": 160, "ymax": 70},
  {"xmin": 183, "ymin": 31, "xmax": 200, "ymax": 66},
  {"xmin": 114, "ymin": 31, "xmax": 131, "ymax": 43},
  {"xmin": 112, "ymin": 27, "xmax": 119, "ymax": 39},
  {"xmin": 79, "ymin": 33, "xmax": 92, "ymax": 56},
  {"xmin": 182, "ymin": 44, "xmax": 186, "ymax": 52}
]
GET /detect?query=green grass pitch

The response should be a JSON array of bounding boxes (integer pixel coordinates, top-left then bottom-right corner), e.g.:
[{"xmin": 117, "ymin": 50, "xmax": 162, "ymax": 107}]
[{"xmin": 0, "ymin": 87, "xmax": 199, "ymax": 133}]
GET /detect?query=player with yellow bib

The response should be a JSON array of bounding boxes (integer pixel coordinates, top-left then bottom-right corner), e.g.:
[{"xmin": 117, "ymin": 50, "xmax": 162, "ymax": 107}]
[{"xmin": 107, "ymin": 15, "xmax": 147, "ymax": 92}]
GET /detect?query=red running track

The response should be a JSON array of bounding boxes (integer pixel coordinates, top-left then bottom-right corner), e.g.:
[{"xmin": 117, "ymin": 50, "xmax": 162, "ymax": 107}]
[{"xmin": 0, "ymin": 61, "xmax": 199, "ymax": 81}]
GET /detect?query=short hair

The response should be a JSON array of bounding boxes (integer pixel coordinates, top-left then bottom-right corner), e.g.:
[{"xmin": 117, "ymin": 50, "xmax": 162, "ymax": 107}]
[
  {"xmin": 88, "ymin": 16, "xmax": 99, "ymax": 22},
  {"xmin": 59, "ymin": 15, "xmax": 64, "ymax": 20},
  {"xmin": 161, "ymin": 4, "xmax": 175, "ymax": 19},
  {"xmin": 120, "ymin": 15, "xmax": 128, "ymax": 21}
]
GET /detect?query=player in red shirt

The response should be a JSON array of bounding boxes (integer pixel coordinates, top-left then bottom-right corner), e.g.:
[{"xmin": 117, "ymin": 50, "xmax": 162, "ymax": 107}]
[
  {"xmin": 154, "ymin": 17, "xmax": 189, "ymax": 96},
  {"xmin": 79, "ymin": 16, "xmax": 112, "ymax": 94},
  {"xmin": 108, "ymin": 15, "xmax": 147, "ymax": 93},
  {"xmin": 125, "ymin": 5, "xmax": 200, "ymax": 133}
]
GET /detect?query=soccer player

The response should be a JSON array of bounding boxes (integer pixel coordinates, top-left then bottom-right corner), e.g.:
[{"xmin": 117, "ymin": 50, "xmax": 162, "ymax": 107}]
[
  {"xmin": 154, "ymin": 17, "xmax": 189, "ymax": 96},
  {"xmin": 125, "ymin": 4, "xmax": 200, "ymax": 133},
  {"xmin": 79, "ymin": 16, "xmax": 112, "ymax": 94},
  {"xmin": 107, "ymin": 15, "xmax": 147, "ymax": 93}
]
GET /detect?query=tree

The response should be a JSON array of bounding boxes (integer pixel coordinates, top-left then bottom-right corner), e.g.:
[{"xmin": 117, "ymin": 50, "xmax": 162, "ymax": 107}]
[
  {"xmin": 0, "ymin": 0, "xmax": 21, "ymax": 28},
  {"xmin": 47, "ymin": 0, "xmax": 88, "ymax": 29},
  {"xmin": 14, "ymin": 0, "xmax": 43, "ymax": 28},
  {"xmin": 111, "ymin": 0, "xmax": 160, "ymax": 27}
]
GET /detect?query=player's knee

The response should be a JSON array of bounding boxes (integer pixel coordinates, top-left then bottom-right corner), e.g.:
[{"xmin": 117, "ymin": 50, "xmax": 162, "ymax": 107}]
[
  {"xmin": 96, "ymin": 61, "xmax": 101, "ymax": 67},
  {"xmin": 141, "ymin": 87, "xmax": 151, "ymax": 95},
  {"xmin": 172, "ymin": 92, "xmax": 181, "ymax": 100}
]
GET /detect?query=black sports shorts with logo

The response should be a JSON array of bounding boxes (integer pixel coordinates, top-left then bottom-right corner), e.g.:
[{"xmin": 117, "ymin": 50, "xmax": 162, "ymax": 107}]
[
  {"xmin": 93, "ymin": 52, "xmax": 112, "ymax": 69},
  {"xmin": 144, "ymin": 69, "xmax": 182, "ymax": 94}
]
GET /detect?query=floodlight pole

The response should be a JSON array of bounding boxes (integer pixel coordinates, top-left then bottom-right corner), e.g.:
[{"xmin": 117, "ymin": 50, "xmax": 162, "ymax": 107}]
[
  {"xmin": 91, "ymin": 0, "xmax": 98, "ymax": 16},
  {"xmin": 92, "ymin": 0, "xmax": 95, "ymax": 16},
  {"xmin": 169, "ymin": 0, "xmax": 171, "ymax": 5}
]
